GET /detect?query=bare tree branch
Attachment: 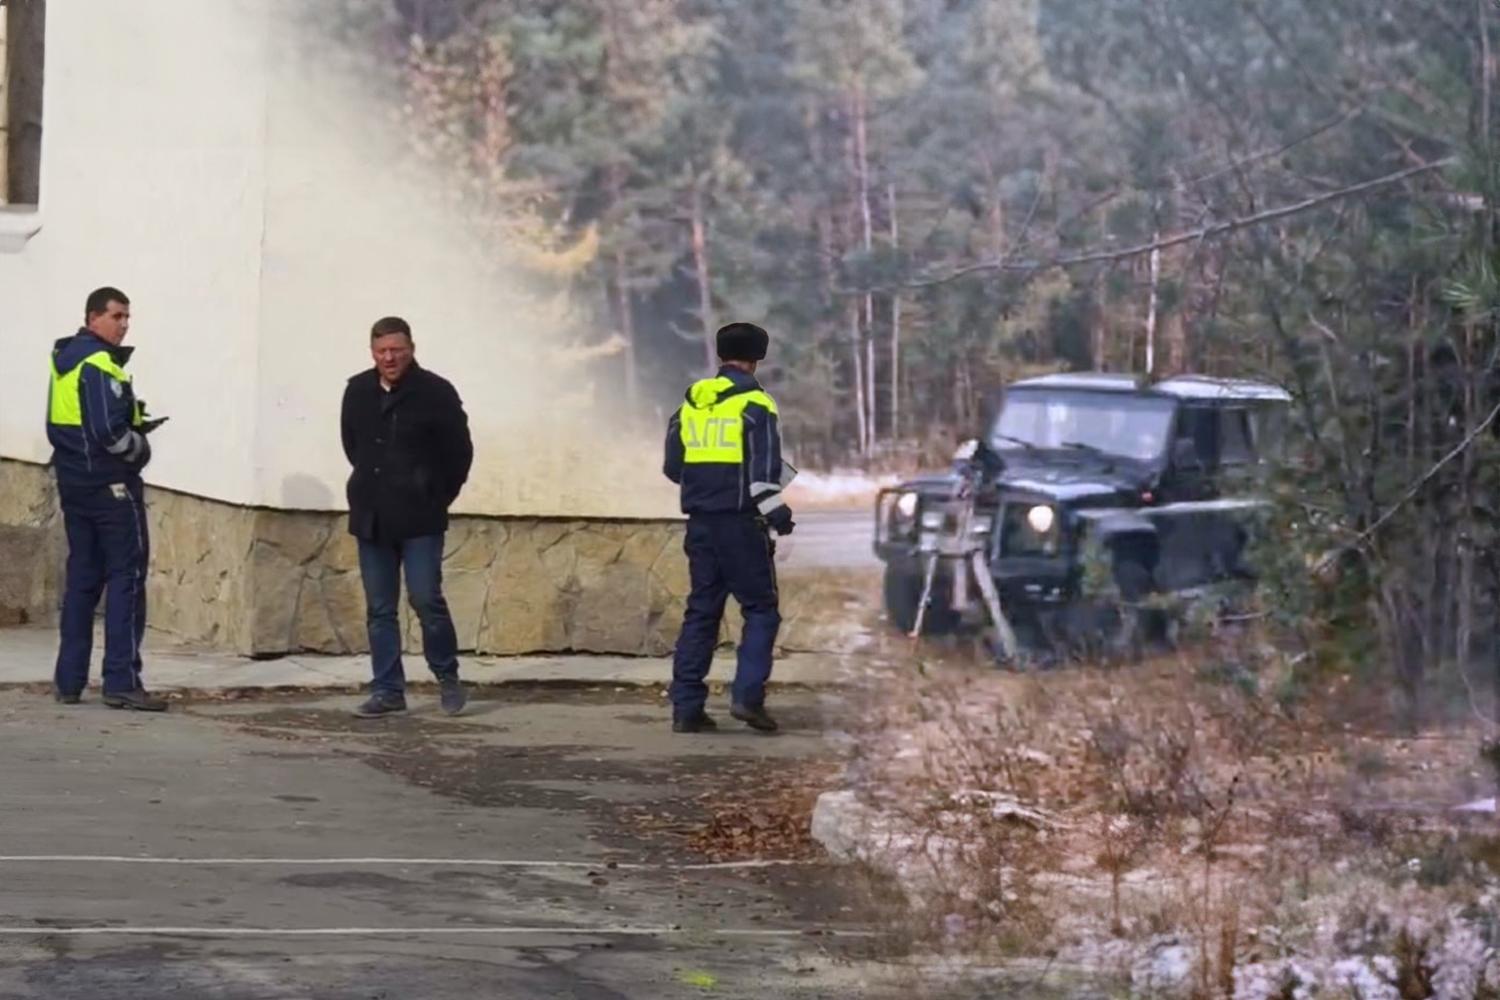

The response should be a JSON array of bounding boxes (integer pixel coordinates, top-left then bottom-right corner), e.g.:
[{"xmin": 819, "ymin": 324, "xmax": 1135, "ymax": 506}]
[
  {"xmin": 869, "ymin": 157, "xmax": 1455, "ymax": 293},
  {"xmin": 1314, "ymin": 395, "xmax": 1500, "ymax": 575}
]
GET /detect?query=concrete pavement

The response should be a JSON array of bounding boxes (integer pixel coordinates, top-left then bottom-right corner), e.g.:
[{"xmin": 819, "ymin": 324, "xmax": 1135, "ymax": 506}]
[
  {"xmin": 0, "ymin": 625, "xmax": 859, "ymax": 693},
  {"xmin": 0, "ymin": 686, "xmax": 943, "ymax": 999}
]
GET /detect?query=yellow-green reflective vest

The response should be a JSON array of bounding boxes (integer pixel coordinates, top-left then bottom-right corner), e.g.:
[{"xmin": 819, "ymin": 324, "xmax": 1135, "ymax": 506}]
[
  {"xmin": 48, "ymin": 351, "xmax": 143, "ymax": 428},
  {"xmin": 677, "ymin": 376, "xmax": 778, "ymax": 465}
]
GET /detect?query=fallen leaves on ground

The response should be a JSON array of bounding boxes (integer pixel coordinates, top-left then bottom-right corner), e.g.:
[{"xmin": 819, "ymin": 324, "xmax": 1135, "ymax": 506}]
[{"xmin": 623, "ymin": 759, "xmax": 839, "ymax": 862}]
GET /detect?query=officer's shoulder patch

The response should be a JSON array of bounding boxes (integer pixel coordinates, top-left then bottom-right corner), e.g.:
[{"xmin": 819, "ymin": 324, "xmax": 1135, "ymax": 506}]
[{"xmin": 109, "ymin": 379, "xmax": 123, "ymax": 398}]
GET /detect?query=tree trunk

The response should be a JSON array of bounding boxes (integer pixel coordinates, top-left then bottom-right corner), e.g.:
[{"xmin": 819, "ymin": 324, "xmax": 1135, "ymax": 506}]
[
  {"xmin": 1094, "ymin": 273, "xmax": 1108, "ymax": 370},
  {"xmin": 1407, "ymin": 278, "xmax": 1418, "ymax": 477},
  {"xmin": 689, "ymin": 176, "xmax": 717, "ymax": 371},
  {"xmin": 866, "ymin": 311, "xmax": 876, "ymax": 450},
  {"xmin": 1474, "ymin": 0, "xmax": 1500, "ymax": 737},
  {"xmin": 605, "ymin": 165, "xmax": 637, "ymax": 405},
  {"xmin": 1162, "ymin": 306, "xmax": 1187, "ymax": 374},
  {"xmin": 807, "ymin": 102, "xmax": 852, "ymax": 455},
  {"xmin": 853, "ymin": 85, "xmax": 876, "ymax": 451},
  {"xmin": 849, "ymin": 300, "xmax": 868, "ymax": 457},
  {"xmin": 1458, "ymin": 319, "xmax": 1478, "ymax": 704},
  {"xmin": 1158, "ymin": 191, "xmax": 1189, "ymax": 374},
  {"xmin": 1144, "ymin": 237, "xmax": 1161, "ymax": 375},
  {"xmin": 888, "ymin": 182, "xmax": 900, "ymax": 442},
  {"xmin": 611, "ymin": 253, "xmax": 637, "ymax": 406},
  {"xmin": 1094, "ymin": 213, "xmax": 1111, "ymax": 369}
]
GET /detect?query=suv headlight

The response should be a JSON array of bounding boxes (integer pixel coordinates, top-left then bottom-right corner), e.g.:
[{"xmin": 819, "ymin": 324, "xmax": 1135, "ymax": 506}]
[{"xmin": 1026, "ymin": 504, "xmax": 1055, "ymax": 534}]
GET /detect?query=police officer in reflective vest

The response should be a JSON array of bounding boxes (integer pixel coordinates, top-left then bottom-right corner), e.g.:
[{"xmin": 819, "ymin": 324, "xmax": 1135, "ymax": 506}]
[
  {"xmin": 663, "ymin": 322, "xmax": 794, "ymax": 734},
  {"xmin": 45, "ymin": 287, "xmax": 169, "ymax": 711}
]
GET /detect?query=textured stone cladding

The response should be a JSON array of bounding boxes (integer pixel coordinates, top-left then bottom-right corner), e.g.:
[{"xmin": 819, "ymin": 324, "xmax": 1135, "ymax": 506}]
[{"xmin": 0, "ymin": 459, "xmax": 872, "ymax": 656}]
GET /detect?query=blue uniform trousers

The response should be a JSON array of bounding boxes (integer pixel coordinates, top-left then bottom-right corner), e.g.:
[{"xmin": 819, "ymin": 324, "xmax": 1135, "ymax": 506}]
[
  {"xmin": 54, "ymin": 480, "xmax": 149, "ymax": 696},
  {"xmin": 670, "ymin": 513, "xmax": 781, "ymax": 717}
]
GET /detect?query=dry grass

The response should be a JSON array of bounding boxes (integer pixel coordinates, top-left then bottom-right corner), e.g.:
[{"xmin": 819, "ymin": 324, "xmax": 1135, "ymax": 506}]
[{"xmin": 828, "ymin": 634, "xmax": 1500, "ymax": 998}]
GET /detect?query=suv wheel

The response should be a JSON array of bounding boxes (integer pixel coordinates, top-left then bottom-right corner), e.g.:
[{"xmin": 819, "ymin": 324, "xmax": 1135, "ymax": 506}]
[{"xmin": 883, "ymin": 563, "xmax": 961, "ymax": 634}]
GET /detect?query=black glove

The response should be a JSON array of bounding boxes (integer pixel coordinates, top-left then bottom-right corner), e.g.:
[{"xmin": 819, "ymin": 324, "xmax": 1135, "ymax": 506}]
[
  {"xmin": 765, "ymin": 505, "xmax": 795, "ymax": 536},
  {"xmin": 141, "ymin": 416, "xmax": 170, "ymax": 435}
]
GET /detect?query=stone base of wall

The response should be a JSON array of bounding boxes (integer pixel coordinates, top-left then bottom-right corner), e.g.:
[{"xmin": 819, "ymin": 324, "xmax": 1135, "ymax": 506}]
[
  {"xmin": 0, "ymin": 468, "xmax": 65, "ymax": 625},
  {"xmin": 0, "ymin": 459, "xmax": 875, "ymax": 658}
]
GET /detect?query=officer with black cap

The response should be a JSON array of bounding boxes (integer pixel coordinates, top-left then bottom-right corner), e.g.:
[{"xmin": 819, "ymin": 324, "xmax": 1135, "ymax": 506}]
[{"xmin": 663, "ymin": 322, "xmax": 795, "ymax": 733}]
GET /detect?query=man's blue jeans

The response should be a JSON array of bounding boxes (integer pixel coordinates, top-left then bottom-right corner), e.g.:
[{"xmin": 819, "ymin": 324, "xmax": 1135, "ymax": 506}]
[{"xmin": 357, "ymin": 534, "xmax": 459, "ymax": 696}]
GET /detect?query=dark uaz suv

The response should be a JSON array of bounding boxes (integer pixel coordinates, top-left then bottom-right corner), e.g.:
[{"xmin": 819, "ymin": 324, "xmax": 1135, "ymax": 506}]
[{"xmin": 873, "ymin": 372, "xmax": 1290, "ymax": 655}]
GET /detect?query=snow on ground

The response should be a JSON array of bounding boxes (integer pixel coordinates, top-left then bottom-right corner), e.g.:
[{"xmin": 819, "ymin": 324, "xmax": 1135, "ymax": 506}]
[{"xmin": 784, "ymin": 469, "xmax": 904, "ymax": 511}]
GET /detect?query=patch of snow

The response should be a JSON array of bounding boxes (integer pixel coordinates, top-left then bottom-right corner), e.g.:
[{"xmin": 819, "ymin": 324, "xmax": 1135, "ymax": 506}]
[
  {"xmin": 1130, "ymin": 938, "xmax": 1194, "ymax": 995},
  {"xmin": 1455, "ymin": 796, "xmax": 1497, "ymax": 813},
  {"xmin": 783, "ymin": 469, "xmax": 901, "ymax": 509}
]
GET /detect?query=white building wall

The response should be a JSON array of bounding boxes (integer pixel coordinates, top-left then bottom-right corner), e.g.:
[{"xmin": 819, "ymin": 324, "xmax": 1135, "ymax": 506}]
[
  {"xmin": 0, "ymin": 0, "xmax": 679, "ymax": 519},
  {"xmin": 0, "ymin": 0, "xmax": 270, "ymax": 504}
]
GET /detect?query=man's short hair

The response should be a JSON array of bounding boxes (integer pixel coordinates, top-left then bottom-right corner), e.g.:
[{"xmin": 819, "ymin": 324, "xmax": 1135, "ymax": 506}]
[
  {"xmin": 370, "ymin": 316, "xmax": 413, "ymax": 341},
  {"xmin": 85, "ymin": 287, "xmax": 129, "ymax": 320}
]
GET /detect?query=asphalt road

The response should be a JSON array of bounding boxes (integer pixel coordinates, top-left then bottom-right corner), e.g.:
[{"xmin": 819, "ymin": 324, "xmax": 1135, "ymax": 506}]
[
  {"xmin": 777, "ymin": 510, "xmax": 881, "ymax": 573},
  {"xmin": 0, "ymin": 685, "xmax": 998, "ymax": 999}
]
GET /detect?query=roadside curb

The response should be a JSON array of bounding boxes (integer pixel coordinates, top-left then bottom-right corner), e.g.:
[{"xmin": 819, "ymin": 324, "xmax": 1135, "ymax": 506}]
[{"xmin": 0, "ymin": 675, "xmax": 852, "ymax": 698}]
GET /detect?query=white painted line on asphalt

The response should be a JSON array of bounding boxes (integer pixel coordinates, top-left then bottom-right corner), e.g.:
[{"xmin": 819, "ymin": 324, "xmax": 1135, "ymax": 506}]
[
  {"xmin": 0, "ymin": 925, "xmax": 869, "ymax": 939},
  {"xmin": 0, "ymin": 855, "xmax": 818, "ymax": 872}
]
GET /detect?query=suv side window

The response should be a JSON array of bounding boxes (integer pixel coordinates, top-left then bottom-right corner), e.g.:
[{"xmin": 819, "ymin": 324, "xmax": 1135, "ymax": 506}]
[
  {"xmin": 1173, "ymin": 405, "xmax": 1219, "ymax": 469},
  {"xmin": 1218, "ymin": 407, "xmax": 1255, "ymax": 465}
]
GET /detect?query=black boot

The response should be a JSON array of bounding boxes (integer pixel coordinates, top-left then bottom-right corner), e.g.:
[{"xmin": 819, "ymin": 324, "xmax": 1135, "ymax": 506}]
[
  {"xmin": 730, "ymin": 703, "xmax": 778, "ymax": 733},
  {"xmin": 672, "ymin": 711, "xmax": 719, "ymax": 734},
  {"xmin": 102, "ymin": 689, "xmax": 168, "ymax": 712},
  {"xmin": 353, "ymin": 691, "xmax": 408, "ymax": 718}
]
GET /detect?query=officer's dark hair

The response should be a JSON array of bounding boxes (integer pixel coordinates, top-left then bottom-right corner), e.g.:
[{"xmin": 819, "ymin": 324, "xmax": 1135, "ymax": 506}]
[
  {"xmin": 370, "ymin": 316, "xmax": 413, "ymax": 342},
  {"xmin": 84, "ymin": 287, "xmax": 129, "ymax": 321}
]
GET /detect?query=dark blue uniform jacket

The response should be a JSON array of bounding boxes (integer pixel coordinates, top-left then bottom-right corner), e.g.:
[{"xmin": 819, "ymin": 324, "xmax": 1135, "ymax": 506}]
[
  {"xmin": 663, "ymin": 366, "xmax": 785, "ymax": 516},
  {"xmin": 46, "ymin": 330, "xmax": 151, "ymax": 491}
]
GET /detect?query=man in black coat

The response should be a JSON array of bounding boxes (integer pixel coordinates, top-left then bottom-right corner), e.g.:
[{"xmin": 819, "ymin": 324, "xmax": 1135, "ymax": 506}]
[{"xmin": 341, "ymin": 316, "xmax": 474, "ymax": 718}]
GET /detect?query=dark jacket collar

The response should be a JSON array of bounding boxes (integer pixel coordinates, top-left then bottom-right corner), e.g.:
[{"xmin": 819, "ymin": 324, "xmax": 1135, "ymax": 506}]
[
  {"xmin": 79, "ymin": 329, "xmax": 133, "ymax": 364},
  {"xmin": 52, "ymin": 329, "xmax": 134, "ymax": 372},
  {"xmin": 381, "ymin": 360, "xmax": 425, "ymax": 394},
  {"xmin": 352, "ymin": 360, "xmax": 429, "ymax": 390},
  {"xmin": 716, "ymin": 364, "xmax": 760, "ymax": 390}
]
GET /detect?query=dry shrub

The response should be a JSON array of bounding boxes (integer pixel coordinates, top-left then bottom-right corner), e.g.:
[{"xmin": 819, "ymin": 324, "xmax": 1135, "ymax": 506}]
[
  {"xmin": 837, "ymin": 672, "xmax": 1062, "ymax": 949},
  {"xmin": 831, "ymin": 637, "xmax": 1500, "ymax": 996}
]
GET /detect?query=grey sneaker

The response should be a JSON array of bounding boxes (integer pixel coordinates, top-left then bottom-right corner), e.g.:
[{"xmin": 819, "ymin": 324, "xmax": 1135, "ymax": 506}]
[
  {"xmin": 53, "ymin": 689, "xmax": 82, "ymax": 705},
  {"xmin": 353, "ymin": 692, "xmax": 407, "ymax": 718},
  {"xmin": 102, "ymin": 689, "xmax": 168, "ymax": 712},
  {"xmin": 439, "ymin": 676, "xmax": 467, "ymax": 717}
]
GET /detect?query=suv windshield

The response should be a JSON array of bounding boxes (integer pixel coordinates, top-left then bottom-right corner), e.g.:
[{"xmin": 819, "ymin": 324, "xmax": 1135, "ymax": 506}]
[{"xmin": 988, "ymin": 389, "xmax": 1176, "ymax": 462}]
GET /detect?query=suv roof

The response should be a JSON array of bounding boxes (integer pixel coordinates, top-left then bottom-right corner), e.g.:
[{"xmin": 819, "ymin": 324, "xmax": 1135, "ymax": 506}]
[
  {"xmin": 1008, "ymin": 372, "xmax": 1143, "ymax": 392},
  {"xmin": 1008, "ymin": 371, "xmax": 1290, "ymax": 403},
  {"xmin": 1152, "ymin": 375, "xmax": 1291, "ymax": 402}
]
